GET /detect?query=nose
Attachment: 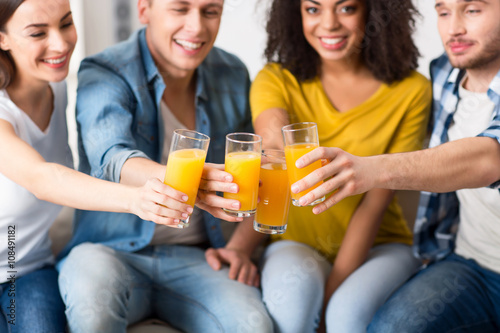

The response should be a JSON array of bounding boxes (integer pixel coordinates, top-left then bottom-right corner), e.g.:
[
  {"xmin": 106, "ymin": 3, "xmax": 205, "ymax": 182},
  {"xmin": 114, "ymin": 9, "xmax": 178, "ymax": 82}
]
[
  {"xmin": 185, "ymin": 10, "xmax": 203, "ymax": 34},
  {"xmin": 321, "ymin": 10, "xmax": 341, "ymax": 31},
  {"xmin": 48, "ymin": 29, "xmax": 70, "ymax": 53},
  {"xmin": 448, "ymin": 11, "xmax": 466, "ymax": 37}
]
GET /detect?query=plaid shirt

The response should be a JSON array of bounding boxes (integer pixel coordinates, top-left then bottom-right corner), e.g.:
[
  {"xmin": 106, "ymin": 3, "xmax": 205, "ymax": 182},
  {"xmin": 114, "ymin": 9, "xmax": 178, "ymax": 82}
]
[{"xmin": 413, "ymin": 53, "xmax": 500, "ymax": 262}]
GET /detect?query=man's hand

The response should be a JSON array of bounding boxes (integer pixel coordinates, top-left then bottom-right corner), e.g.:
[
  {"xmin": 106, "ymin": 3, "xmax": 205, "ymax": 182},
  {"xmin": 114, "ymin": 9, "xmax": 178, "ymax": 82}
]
[
  {"xmin": 205, "ymin": 247, "xmax": 260, "ymax": 287},
  {"xmin": 290, "ymin": 147, "xmax": 378, "ymax": 214},
  {"xmin": 196, "ymin": 163, "xmax": 244, "ymax": 222}
]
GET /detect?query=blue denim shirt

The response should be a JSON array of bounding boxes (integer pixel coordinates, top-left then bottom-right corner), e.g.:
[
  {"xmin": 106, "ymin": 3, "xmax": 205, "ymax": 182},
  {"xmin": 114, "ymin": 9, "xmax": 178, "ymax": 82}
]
[
  {"xmin": 413, "ymin": 53, "xmax": 500, "ymax": 262},
  {"xmin": 59, "ymin": 29, "xmax": 252, "ymax": 258}
]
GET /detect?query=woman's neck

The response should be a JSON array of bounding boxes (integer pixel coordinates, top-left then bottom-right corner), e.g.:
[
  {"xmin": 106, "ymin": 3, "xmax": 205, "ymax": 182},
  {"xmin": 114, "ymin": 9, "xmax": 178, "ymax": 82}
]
[{"xmin": 6, "ymin": 75, "xmax": 54, "ymax": 131}]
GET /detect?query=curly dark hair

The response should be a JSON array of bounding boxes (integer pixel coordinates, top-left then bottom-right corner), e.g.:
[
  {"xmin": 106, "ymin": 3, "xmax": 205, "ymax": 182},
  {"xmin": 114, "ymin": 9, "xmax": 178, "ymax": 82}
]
[{"xmin": 264, "ymin": 0, "xmax": 420, "ymax": 84}]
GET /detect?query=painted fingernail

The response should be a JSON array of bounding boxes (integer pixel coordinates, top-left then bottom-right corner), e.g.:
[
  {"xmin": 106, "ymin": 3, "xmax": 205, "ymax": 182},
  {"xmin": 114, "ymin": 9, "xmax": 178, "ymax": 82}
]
[
  {"xmin": 299, "ymin": 197, "xmax": 307, "ymax": 206},
  {"xmin": 291, "ymin": 184, "xmax": 299, "ymax": 194},
  {"xmin": 230, "ymin": 185, "xmax": 238, "ymax": 193},
  {"xmin": 232, "ymin": 202, "xmax": 241, "ymax": 209},
  {"xmin": 182, "ymin": 195, "xmax": 188, "ymax": 202},
  {"xmin": 225, "ymin": 175, "xmax": 233, "ymax": 182},
  {"xmin": 296, "ymin": 160, "xmax": 303, "ymax": 168},
  {"xmin": 187, "ymin": 207, "xmax": 194, "ymax": 214},
  {"xmin": 182, "ymin": 213, "xmax": 189, "ymax": 219},
  {"xmin": 174, "ymin": 219, "xmax": 180, "ymax": 223}
]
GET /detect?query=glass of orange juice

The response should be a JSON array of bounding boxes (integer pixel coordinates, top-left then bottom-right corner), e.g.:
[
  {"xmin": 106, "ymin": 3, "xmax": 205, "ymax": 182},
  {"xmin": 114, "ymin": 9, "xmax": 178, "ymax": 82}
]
[
  {"xmin": 282, "ymin": 122, "xmax": 325, "ymax": 207},
  {"xmin": 254, "ymin": 150, "xmax": 291, "ymax": 234},
  {"xmin": 223, "ymin": 133, "xmax": 262, "ymax": 218},
  {"xmin": 164, "ymin": 129, "xmax": 210, "ymax": 228}
]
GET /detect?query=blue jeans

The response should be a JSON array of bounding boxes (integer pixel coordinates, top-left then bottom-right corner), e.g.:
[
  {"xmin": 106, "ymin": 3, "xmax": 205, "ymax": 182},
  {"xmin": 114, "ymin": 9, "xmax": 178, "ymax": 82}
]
[
  {"xmin": 368, "ymin": 253, "xmax": 500, "ymax": 333},
  {"xmin": 261, "ymin": 241, "xmax": 421, "ymax": 333},
  {"xmin": 0, "ymin": 266, "xmax": 66, "ymax": 333},
  {"xmin": 58, "ymin": 243, "xmax": 272, "ymax": 333}
]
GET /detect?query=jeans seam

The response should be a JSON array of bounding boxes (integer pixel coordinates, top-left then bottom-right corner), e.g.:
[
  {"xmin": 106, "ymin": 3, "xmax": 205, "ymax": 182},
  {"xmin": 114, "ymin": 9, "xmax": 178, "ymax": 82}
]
[{"xmin": 154, "ymin": 285, "xmax": 224, "ymax": 332}]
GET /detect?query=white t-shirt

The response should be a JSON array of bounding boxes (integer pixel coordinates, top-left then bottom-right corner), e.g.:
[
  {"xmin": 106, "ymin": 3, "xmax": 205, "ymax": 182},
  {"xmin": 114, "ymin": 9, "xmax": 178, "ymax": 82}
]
[
  {"xmin": 448, "ymin": 80, "xmax": 500, "ymax": 274},
  {"xmin": 149, "ymin": 101, "xmax": 208, "ymax": 246},
  {"xmin": 0, "ymin": 81, "xmax": 73, "ymax": 283}
]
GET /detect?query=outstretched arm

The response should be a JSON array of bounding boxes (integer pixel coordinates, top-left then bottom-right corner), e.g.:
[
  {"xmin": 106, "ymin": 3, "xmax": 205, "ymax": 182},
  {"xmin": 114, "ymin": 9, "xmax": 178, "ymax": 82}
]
[
  {"xmin": 0, "ymin": 120, "xmax": 189, "ymax": 225},
  {"xmin": 293, "ymin": 136, "xmax": 500, "ymax": 213}
]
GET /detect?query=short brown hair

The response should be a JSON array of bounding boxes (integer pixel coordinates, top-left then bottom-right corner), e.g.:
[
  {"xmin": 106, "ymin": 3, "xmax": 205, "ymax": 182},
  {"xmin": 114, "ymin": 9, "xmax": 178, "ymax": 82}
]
[{"xmin": 264, "ymin": 0, "xmax": 420, "ymax": 84}]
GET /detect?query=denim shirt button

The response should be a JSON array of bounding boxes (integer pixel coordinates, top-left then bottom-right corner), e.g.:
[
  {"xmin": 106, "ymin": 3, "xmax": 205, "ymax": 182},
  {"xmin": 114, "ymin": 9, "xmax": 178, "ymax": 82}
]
[
  {"xmin": 150, "ymin": 136, "xmax": 155, "ymax": 141},
  {"xmin": 211, "ymin": 226, "xmax": 216, "ymax": 231}
]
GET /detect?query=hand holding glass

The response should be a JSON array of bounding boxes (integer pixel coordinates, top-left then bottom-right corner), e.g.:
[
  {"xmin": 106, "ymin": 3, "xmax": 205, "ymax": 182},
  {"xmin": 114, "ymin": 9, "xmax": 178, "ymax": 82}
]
[
  {"xmin": 282, "ymin": 122, "xmax": 325, "ymax": 206},
  {"xmin": 164, "ymin": 129, "xmax": 210, "ymax": 228},
  {"xmin": 254, "ymin": 150, "xmax": 291, "ymax": 234},
  {"xmin": 223, "ymin": 133, "xmax": 262, "ymax": 217}
]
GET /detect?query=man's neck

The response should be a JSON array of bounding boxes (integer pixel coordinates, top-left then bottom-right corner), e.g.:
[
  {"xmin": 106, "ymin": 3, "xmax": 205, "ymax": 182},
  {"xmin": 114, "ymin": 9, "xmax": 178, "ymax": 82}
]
[{"xmin": 464, "ymin": 57, "xmax": 500, "ymax": 93}]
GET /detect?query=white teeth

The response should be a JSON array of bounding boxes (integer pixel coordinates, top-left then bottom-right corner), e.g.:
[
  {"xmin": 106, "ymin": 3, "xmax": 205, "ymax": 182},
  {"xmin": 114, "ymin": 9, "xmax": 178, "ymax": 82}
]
[
  {"xmin": 175, "ymin": 39, "xmax": 202, "ymax": 51},
  {"xmin": 43, "ymin": 56, "xmax": 66, "ymax": 64},
  {"xmin": 320, "ymin": 37, "xmax": 344, "ymax": 45}
]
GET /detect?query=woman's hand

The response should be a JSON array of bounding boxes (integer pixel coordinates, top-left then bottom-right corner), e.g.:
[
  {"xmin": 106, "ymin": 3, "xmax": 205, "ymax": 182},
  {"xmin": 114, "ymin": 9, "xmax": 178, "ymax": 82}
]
[
  {"xmin": 205, "ymin": 247, "xmax": 260, "ymax": 287},
  {"xmin": 196, "ymin": 163, "xmax": 244, "ymax": 222},
  {"xmin": 130, "ymin": 178, "xmax": 193, "ymax": 227}
]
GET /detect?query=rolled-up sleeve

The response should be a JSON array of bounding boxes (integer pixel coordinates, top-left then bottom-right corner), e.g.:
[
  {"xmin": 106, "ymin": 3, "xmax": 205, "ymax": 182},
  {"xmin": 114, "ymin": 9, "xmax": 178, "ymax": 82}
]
[{"xmin": 76, "ymin": 59, "xmax": 150, "ymax": 183}]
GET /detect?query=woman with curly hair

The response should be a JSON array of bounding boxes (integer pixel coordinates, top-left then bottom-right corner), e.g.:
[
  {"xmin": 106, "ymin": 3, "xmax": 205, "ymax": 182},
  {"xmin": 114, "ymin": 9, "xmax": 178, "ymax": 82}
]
[{"xmin": 248, "ymin": 0, "xmax": 432, "ymax": 331}]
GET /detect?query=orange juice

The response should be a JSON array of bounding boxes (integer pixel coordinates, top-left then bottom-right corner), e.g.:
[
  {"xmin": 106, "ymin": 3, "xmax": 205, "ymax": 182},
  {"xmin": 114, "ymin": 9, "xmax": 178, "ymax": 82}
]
[
  {"xmin": 284, "ymin": 143, "xmax": 323, "ymax": 201},
  {"xmin": 164, "ymin": 148, "xmax": 207, "ymax": 207},
  {"xmin": 224, "ymin": 151, "xmax": 261, "ymax": 211},
  {"xmin": 256, "ymin": 163, "xmax": 291, "ymax": 227}
]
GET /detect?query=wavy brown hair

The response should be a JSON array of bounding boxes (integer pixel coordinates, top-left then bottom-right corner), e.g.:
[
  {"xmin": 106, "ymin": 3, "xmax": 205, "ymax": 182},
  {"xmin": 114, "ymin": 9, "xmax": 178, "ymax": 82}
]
[
  {"xmin": 264, "ymin": 0, "xmax": 420, "ymax": 84},
  {"xmin": 0, "ymin": 0, "xmax": 24, "ymax": 89}
]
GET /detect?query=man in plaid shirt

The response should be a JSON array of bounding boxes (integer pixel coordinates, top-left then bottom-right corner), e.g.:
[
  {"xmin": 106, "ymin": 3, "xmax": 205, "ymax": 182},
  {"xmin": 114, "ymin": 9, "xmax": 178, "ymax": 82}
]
[{"xmin": 290, "ymin": 0, "xmax": 500, "ymax": 331}]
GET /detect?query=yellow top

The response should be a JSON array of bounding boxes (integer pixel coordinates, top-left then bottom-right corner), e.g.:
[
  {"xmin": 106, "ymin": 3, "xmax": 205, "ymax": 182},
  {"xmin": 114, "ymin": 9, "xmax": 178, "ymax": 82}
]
[{"xmin": 250, "ymin": 63, "xmax": 432, "ymax": 261}]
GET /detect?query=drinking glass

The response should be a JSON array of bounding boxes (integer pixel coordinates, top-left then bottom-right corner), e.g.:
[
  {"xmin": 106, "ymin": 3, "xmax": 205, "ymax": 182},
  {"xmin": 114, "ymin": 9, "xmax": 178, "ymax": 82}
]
[
  {"xmin": 254, "ymin": 149, "xmax": 291, "ymax": 234},
  {"xmin": 223, "ymin": 133, "xmax": 262, "ymax": 217},
  {"xmin": 164, "ymin": 129, "xmax": 210, "ymax": 228},
  {"xmin": 282, "ymin": 122, "xmax": 325, "ymax": 206}
]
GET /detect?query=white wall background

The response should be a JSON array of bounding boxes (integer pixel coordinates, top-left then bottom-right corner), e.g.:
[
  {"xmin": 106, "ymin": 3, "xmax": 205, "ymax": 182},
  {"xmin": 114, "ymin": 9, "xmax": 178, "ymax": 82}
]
[{"xmin": 71, "ymin": 0, "xmax": 444, "ymax": 78}]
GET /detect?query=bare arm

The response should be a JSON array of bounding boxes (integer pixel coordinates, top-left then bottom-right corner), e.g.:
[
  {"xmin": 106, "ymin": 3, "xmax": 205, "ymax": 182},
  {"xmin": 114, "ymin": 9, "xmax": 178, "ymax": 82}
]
[
  {"xmin": 120, "ymin": 157, "xmax": 166, "ymax": 186},
  {"xmin": 322, "ymin": 188, "xmax": 393, "ymax": 306},
  {"xmin": 253, "ymin": 108, "xmax": 290, "ymax": 150},
  {"xmin": 0, "ymin": 121, "xmax": 189, "ymax": 224},
  {"xmin": 293, "ymin": 137, "xmax": 500, "ymax": 213}
]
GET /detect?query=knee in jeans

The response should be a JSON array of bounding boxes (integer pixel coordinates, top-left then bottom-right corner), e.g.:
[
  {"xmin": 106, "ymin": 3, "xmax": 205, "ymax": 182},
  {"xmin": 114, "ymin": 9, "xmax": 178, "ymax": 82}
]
[{"xmin": 59, "ymin": 243, "xmax": 132, "ymax": 304}]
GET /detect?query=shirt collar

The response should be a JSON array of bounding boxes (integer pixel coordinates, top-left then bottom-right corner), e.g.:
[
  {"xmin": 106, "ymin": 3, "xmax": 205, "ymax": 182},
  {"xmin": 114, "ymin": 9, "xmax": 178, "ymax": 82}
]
[
  {"xmin": 447, "ymin": 65, "xmax": 500, "ymax": 102},
  {"xmin": 139, "ymin": 28, "xmax": 160, "ymax": 84}
]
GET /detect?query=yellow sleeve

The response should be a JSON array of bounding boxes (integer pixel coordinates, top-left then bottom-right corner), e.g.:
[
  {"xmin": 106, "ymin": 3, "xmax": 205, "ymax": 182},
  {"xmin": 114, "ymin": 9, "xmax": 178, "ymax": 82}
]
[
  {"xmin": 387, "ymin": 73, "xmax": 432, "ymax": 154},
  {"xmin": 250, "ymin": 63, "xmax": 290, "ymax": 123}
]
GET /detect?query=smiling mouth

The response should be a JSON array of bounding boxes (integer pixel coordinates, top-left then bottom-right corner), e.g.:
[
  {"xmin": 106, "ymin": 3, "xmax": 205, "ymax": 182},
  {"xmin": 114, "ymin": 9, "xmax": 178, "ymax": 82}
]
[
  {"xmin": 41, "ymin": 55, "xmax": 67, "ymax": 65},
  {"xmin": 174, "ymin": 39, "xmax": 203, "ymax": 51},
  {"xmin": 320, "ymin": 37, "xmax": 345, "ymax": 45}
]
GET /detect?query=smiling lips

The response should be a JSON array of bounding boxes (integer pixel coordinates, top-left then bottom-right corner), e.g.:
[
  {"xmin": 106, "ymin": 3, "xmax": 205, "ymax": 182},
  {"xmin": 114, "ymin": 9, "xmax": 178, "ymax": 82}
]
[
  {"xmin": 319, "ymin": 36, "xmax": 347, "ymax": 50},
  {"xmin": 174, "ymin": 39, "xmax": 203, "ymax": 51},
  {"xmin": 41, "ymin": 54, "xmax": 68, "ymax": 68}
]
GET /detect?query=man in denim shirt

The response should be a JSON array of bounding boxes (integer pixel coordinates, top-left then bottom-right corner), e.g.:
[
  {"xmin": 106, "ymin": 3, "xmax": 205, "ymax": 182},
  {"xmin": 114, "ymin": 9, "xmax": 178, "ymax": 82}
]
[
  {"xmin": 57, "ymin": 1, "xmax": 272, "ymax": 332},
  {"xmin": 284, "ymin": 0, "xmax": 500, "ymax": 332}
]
